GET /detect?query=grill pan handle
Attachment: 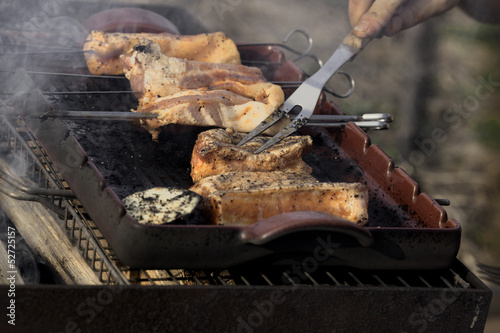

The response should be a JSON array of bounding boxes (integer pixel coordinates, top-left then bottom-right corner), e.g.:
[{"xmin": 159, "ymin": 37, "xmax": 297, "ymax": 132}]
[{"xmin": 240, "ymin": 211, "xmax": 373, "ymax": 247}]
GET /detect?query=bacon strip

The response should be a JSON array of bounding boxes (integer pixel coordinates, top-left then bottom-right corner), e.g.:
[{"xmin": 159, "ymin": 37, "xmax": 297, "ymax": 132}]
[
  {"xmin": 120, "ymin": 40, "xmax": 286, "ymax": 139},
  {"xmin": 121, "ymin": 41, "xmax": 282, "ymax": 109},
  {"xmin": 136, "ymin": 90, "xmax": 285, "ymax": 140}
]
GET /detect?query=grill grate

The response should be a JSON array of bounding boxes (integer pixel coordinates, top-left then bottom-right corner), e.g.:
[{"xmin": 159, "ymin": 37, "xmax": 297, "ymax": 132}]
[{"xmin": 0, "ymin": 114, "xmax": 127, "ymax": 285}]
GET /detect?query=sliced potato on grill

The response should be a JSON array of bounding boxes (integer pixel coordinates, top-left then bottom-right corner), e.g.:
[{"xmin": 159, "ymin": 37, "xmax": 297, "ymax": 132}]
[{"xmin": 123, "ymin": 187, "xmax": 202, "ymax": 225}]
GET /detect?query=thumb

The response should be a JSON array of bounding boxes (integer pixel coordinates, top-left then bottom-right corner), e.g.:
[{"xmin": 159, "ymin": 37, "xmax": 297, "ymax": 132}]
[
  {"xmin": 349, "ymin": 0, "xmax": 375, "ymax": 27},
  {"xmin": 352, "ymin": 0, "xmax": 409, "ymax": 38}
]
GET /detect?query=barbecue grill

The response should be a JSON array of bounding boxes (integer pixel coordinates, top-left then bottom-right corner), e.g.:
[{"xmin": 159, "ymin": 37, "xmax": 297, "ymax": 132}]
[{"xmin": 0, "ymin": 1, "xmax": 493, "ymax": 332}]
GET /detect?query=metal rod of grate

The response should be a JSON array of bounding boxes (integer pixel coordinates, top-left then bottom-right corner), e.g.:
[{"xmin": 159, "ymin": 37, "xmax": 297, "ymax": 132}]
[
  {"xmin": 0, "ymin": 114, "xmax": 128, "ymax": 285},
  {"xmin": 0, "ymin": 115, "xmax": 476, "ymax": 290}
]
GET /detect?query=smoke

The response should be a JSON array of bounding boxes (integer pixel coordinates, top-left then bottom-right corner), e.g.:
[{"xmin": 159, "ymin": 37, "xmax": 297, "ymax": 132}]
[{"xmin": 0, "ymin": 0, "xmax": 89, "ymax": 285}]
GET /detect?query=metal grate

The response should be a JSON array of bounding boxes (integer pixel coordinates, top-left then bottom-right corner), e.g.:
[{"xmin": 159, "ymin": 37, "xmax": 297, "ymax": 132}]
[
  {"xmin": 0, "ymin": 114, "xmax": 479, "ymax": 289},
  {"xmin": 0, "ymin": 113, "xmax": 128, "ymax": 285}
]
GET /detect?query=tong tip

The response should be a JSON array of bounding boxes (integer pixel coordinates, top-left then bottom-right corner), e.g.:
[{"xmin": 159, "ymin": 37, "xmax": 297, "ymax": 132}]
[{"xmin": 361, "ymin": 113, "xmax": 393, "ymax": 122}]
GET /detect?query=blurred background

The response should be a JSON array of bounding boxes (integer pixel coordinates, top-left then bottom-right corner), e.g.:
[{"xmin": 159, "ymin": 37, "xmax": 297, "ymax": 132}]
[{"xmin": 20, "ymin": 0, "xmax": 500, "ymax": 330}]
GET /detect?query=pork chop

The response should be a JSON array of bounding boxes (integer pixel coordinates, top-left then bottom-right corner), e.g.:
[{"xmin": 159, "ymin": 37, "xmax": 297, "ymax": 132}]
[{"xmin": 190, "ymin": 128, "xmax": 313, "ymax": 183}]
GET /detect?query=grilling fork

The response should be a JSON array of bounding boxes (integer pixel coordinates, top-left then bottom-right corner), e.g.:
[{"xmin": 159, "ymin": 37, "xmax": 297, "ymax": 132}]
[{"xmin": 238, "ymin": 32, "xmax": 371, "ymax": 153}]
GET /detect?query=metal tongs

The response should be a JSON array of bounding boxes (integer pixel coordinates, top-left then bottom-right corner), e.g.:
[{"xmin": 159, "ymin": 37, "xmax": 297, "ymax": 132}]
[{"xmin": 238, "ymin": 32, "xmax": 372, "ymax": 153}]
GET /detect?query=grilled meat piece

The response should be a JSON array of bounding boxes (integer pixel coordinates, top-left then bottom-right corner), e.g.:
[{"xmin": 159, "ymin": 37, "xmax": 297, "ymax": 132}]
[
  {"xmin": 121, "ymin": 40, "xmax": 283, "ymax": 109},
  {"xmin": 206, "ymin": 182, "xmax": 369, "ymax": 225},
  {"xmin": 83, "ymin": 30, "xmax": 241, "ymax": 75},
  {"xmin": 136, "ymin": 89, "xmax": 287, "ymax": 140},
  {"xmin": 190, "ymin": 171, "xmax": 318, "ymax": 197},
  {"xmin": 190, "ymin": 129, "xmax": 313, "ymax": 183},
  {"xmin": 121, "ymin": 41, "xmax": 286, "ymax": 140}
]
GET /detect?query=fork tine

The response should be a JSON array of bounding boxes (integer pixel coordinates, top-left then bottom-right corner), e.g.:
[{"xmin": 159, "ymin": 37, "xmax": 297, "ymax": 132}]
[
  {"xmin": 253, "ymin": 114, "xmax": 310, "ymax": 154},
  {"xmin": 237, "ymin": 109, "xmax": 287, "ymax": 146},
  {"xmin": 253, "ymin": 123, "xmax": 296, "ymax": 153}
]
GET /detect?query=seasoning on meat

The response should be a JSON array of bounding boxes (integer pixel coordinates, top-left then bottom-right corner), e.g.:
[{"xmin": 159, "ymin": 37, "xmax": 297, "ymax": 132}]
[
  {"xmin": 206, "ymin": 182, "xmax": 369, "ymax": 226},
  {"xmin": 83, "ymin": 30, "xmax": 241, "ymax": 75},
  {"xmin": 190, "ymin": 128, "xmax": 313, "ymax": 183},
  {"xmin": 190, "ymin": 171, "xmax": 318, "ymax": 197}
]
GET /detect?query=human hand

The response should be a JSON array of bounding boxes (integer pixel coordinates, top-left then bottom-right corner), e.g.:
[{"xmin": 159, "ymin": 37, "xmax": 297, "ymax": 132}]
[{"xmin": 349, "ymin": 0, "xmax": 461, "ymax": 38}]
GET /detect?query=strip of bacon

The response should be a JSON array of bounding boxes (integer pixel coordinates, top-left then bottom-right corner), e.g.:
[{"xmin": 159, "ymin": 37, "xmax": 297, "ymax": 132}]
[
  {"xmin": 136, "ymin": 89, "xmax": 286, "ymax": 140},
  {"xmin": 121, "ymin": 40, "xmax": 282, "ymax": 109},
  {"xmin": 120, "ymin": 41, "xmax": 287, "ymax": 140}
]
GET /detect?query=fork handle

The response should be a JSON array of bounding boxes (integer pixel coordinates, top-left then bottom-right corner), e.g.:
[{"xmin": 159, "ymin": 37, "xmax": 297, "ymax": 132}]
[
  {"xmin": 306, "ymin": 31, "xmax": 372, "ymax": 90},
  {"xmin": 342, "ymin": 31, "xmax": 373, "ymax": 51}
]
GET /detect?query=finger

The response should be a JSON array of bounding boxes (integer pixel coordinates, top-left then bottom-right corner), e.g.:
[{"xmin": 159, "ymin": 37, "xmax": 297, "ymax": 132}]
[
  {"xmin": 348, "ymin": 0, "xmax": 374, "ymax": 26},
  {"xmin": 353, "ymin": 0, "xmax": 409, "ymax": 38},
  {"xmin": 384, "ymin": 0, "xmax": 461, "ymax": 36}
]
